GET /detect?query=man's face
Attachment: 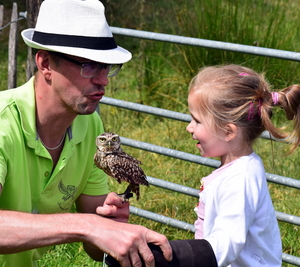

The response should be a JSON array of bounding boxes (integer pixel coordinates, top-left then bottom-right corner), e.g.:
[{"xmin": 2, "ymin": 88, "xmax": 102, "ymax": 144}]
[{"xmin": 50, "ymin": 53, "xmax": 108, "ymax": 115}]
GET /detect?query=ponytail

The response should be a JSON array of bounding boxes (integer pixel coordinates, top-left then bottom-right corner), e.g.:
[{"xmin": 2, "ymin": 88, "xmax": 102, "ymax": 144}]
[{"xmin": 270, "ymin": 85, "xmax": 300, "ymax": 153}]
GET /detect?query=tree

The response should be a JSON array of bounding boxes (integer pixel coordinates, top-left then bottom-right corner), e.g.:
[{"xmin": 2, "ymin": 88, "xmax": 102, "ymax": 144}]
[{"xmin": 25, "ymin": 0, "xmax": 43, "ymax": 79}]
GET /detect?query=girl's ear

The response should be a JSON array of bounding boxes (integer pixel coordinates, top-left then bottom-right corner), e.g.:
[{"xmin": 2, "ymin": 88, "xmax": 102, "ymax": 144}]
[{"xmin": 224, "ymin": 123, "xmax": 238, "ymax": 142}]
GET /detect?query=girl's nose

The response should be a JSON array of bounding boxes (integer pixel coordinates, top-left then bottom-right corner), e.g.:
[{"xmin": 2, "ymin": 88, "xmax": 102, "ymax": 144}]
[{"xmin": 186, "ymin": 121, "xmax": 193, "ymax": 133}]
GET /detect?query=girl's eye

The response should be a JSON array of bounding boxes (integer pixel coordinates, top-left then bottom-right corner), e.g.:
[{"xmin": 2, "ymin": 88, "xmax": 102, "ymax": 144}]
[
  {"xmin": 190, "ymin": 114, "xmax": 200, "ymax": 124},
  {"xmin": 193, "ymin": 118, "xmax": 201, "ymax": 124},
  {"xmin": 191, "ymin": 114, "xmax": 201, "ymax": 124}
]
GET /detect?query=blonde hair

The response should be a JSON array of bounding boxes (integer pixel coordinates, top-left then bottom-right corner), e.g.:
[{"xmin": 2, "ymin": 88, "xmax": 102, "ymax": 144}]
[{"xmin": 189, "ymin": 64, "xmax": 300, "ymax": 153}]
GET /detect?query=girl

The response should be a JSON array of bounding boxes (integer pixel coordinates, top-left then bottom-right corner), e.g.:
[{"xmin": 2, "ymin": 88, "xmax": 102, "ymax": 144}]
[
  {"xmin": 106, "ymin": 64, "xmax": 300, "ymax": 267},
  {"xmin": 186, "ymin": 64, "xmax": 300, "ymax": 267}
]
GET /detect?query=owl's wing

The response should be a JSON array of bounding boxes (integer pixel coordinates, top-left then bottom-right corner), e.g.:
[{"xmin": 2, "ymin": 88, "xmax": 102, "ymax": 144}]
[
  {"xmin": 117, "ymin": 151, "xmax": 143, "ymax": 165},
  {"xmin": 107, "ymin": 153, "xmax": 148, "ymax": 186}
]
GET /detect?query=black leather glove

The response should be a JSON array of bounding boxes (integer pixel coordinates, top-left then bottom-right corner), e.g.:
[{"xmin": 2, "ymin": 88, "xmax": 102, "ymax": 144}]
[{"xmin": 105, "ymin": 239, "xmax": 217, "ymax": 267}]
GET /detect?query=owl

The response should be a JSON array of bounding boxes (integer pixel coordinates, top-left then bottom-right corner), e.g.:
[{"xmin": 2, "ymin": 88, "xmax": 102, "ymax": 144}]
[{"xmin": 94, "ymin": 132, "xmax": 149, "ymax": 201}]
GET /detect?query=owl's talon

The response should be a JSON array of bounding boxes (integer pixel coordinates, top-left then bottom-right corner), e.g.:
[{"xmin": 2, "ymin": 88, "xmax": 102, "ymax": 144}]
[{"xmin": 118, "ymin": 192, "xmax": 133, "ymax": 203}]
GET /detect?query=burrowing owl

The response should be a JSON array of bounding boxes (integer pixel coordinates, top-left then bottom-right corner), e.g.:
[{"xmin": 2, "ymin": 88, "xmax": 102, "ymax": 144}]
[{"xmin": 94, "ymin": 132, "xmax": 149, "ymax": 201}]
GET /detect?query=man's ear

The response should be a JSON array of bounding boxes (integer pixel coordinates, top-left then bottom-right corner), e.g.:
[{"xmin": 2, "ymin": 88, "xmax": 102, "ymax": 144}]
[
  {"xmin": 35, "ymin": 50, "xmax": 52, "ymax": 80},
  {"xmin": 224, "ymin": 123, "xmax": 238, "ymax": 142}
]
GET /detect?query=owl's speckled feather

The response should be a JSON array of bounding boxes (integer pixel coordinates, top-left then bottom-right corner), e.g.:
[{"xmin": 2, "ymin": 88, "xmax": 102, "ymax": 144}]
[{"xmin": 94, "ymin": 132, "xmax": 148, "ymax": 201}]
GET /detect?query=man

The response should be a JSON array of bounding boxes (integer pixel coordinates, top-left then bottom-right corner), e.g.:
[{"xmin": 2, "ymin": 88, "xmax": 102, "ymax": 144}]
[{"xmin": 0, "ymin": 0, "xmax": 172, "ymax": 266}]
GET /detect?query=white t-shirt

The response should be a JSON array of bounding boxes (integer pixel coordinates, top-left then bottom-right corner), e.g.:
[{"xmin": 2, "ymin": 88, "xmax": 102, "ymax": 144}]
[{"xmin": 194, "ymin": 152, "xmax": 282, "ymax": 267}]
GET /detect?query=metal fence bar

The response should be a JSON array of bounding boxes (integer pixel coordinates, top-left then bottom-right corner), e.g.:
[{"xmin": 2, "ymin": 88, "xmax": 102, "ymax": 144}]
[
  {"xmin": 111, "ymin": 27, "xmax": 300, "ymax": 62},
  {"xmin": 100, "ymin": 96, "xmax": 191, "ymax": 122},
  {"xmin": 102, "ymin": 28, "xmax": 300, "ymax": 266},
  {"xmin": 267, "ymin": 173, "xmax": 300, "ymax": 189},
  {"xmin": 282, "ymin": 254, "xmax": 300, "ymax": 266},
  {"xmin": 9, "ymin": 13, "xmax": 299, "ymax": 265},
  {"xmin": 120, "ymin": 136, "xmax": 300, "ymax": 190},
  {"xmin": 100, "ymin": 98, "xmax": 300, "ymax": 263},
  {"xmin": 101, "ymin": 98, "xmax": 300, "ymax": 188},
  {"xmin": 100, "ymin": 96, "xmax": 276, "ymax": 141},
  {"xmin": 120, "ymin": 136, "xmax": 219, "ymax": 167},
  {"xmin": 147, "ymin": 176, "xmax": 199, "ymax": 197},
  {"xmin": 123, "ymin": 136, "xmax": 300, "ymax": 264},
  {"xmin": 275, "ymin": 211, "xmax": 300, "ymax": 226},
  {"xmin": 129, "ymin": 206, "xmax": 195, "ymax": 232},
  {"xmin": 129, "ymin": 206, "xmax": 300, "ymax": 266},
  {"xmin": 147, "ymin": 175, "xmax": 300, "ymax": 226},
  {"xmin": 101, "ymin": 97, "xmax": 300, "ymax": 190}
]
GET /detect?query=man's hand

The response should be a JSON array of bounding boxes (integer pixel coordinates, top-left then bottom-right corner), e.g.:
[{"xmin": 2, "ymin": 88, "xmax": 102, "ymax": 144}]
[
  {"xmin": 96, "ymin": 192, "xmax": 129, "ymax": 223},
  {"xmin": 84, "ymin": 215, "xmax": 172, "ymax": 267},
  {"xmin": 93, "ymin": 193, "xmax": 172, "ymax": 266},
  {"xmin": 76, "ymin": 192, "xmax": 172, "ymax": 266}
]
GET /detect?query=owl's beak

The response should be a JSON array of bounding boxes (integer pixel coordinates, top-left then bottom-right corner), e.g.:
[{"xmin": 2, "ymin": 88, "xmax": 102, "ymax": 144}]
[{"xmin": 107, "ymin": 141, "xmax": 112, "ymax": 149}]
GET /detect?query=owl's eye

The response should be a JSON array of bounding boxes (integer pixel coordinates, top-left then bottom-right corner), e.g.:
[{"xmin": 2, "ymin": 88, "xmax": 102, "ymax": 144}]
[
  {"xmin": 99, "ymin": 138, "xmax": 106, "ymax": 142},
  {"xmin": 112, "ymin": 137, "xmax": 118, "ymax": 142}
]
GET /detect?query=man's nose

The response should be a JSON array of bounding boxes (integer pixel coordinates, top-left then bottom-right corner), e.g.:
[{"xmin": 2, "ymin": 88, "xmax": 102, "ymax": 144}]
[{"xmin": 91, "ymin": 69, "xmax": 109, "ymax": 86}]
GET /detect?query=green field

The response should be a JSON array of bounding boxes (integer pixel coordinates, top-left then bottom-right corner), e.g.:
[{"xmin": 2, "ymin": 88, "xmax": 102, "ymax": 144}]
[{"xmin": 1, "ymin": 0, "xmax": 300, "ymax": 266}]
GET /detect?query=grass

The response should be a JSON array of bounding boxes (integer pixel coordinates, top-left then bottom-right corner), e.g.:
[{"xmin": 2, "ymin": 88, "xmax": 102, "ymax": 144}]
[{"xmin": 1, "ymin": 0, "xmax": 300, "ymax": 266}]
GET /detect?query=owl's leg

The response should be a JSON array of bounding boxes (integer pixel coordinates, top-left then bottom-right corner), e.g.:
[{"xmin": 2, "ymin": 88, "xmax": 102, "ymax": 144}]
[
  {"xmin": 131, "ymin": 184, "xmax": 140, "ymax": 201},
  {"xmin": 117, "ymin": 184, "xmax": 133, "ymax": 203}
]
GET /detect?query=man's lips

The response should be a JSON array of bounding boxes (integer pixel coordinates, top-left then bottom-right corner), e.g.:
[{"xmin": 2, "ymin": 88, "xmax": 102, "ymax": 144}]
[{"xmin": 88, "ymin": 93, "xmax": 104, "ymax": 100}]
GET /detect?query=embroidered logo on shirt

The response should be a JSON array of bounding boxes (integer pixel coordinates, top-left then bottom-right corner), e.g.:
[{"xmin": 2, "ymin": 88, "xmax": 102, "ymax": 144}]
[{"xmin": 58, "ymin": 180, "xmax": 78, "ymax": 210}]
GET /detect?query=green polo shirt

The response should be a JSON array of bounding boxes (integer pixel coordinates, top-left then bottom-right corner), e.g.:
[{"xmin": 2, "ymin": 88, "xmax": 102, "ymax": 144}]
[{"xmin": 0, "ymin": 77, "xmax": 108, "ymax": 266}]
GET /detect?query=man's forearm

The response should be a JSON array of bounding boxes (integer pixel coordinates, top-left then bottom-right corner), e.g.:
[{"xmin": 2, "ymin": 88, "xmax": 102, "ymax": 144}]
[
  {"xmin": 0, "ymin": 210, "xmax": 90, "ymax": 254},
  {"xmin": 0, "ymin": 209, "xmax": 173, "ymax": 267}
]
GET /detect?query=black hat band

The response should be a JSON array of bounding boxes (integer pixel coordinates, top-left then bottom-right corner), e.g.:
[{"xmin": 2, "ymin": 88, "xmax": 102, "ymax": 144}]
[{"xmin": 32, "ymin": 31, "xmax": 117, "ymax": 50}]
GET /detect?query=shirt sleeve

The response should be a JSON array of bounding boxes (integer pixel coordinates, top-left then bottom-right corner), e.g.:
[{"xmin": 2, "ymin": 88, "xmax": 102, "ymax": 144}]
[
  {"xmin": 81, "ymin": 164, "xmax": 109, "ymax": 196},
  {"xmin": 0, "ymin": 150, "xmax": 7, "ymax": 187},
  {"xmin": 0, "ymin": 117, "xmax": 12, "ymax": 188},
  {"xmin": 204, "ymin": 171, "xmax": 261, "ymax": 266}
]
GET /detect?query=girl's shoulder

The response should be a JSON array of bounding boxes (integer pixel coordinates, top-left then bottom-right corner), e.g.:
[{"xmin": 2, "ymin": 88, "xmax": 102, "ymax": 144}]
[
  {"xmin": 215, "ymin": 152, "xmax": 266, "ymax": 186},
  {"xmin": 215, "ymin": 152, "xmax": 263, "ymax": 175},
  {"xmin": 236, "ymin": 152, "xmax": 264, "ymax": 172}
]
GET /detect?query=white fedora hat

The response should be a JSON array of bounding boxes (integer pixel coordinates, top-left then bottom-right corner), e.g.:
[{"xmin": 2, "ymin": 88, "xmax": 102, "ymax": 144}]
[{"xmin": 21, "ymin": 0, "xmax": 132, "ymax": 64}]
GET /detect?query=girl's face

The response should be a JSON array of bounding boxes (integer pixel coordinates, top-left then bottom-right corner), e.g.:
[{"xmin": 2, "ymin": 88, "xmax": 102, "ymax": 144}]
[{"xmin": 186, "ymin": 92, "xmax": 228, "ymax": 159}]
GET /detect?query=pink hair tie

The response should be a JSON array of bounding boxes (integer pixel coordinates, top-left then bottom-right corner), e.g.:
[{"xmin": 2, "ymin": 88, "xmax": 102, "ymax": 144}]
[
  {"xmin": 271, "ymin": 92, "xmax": 279, "ymax": 105},
  {"xmin": 257, "ymin": 99, "xmax": 262, "ymax": 117},
  {"xmin": 248, "ymin": 102, "xmax": 255, "ymax": 121},
  {"xmin": 248, "ymin": 99, "xmax": 262, "ymax": 121},
  {"xmin": 239, "ymin": 72, "xmax": 250, "ymax": 76}
]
